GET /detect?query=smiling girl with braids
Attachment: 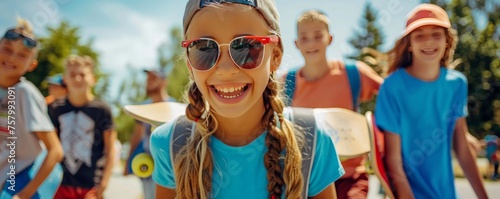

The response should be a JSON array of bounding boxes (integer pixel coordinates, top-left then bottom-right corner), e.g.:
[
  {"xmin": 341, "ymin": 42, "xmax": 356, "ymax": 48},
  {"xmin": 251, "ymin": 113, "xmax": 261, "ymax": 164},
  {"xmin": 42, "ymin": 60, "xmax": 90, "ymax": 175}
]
[{"xmin": 149, "ymin": 0, "xmax": 344, "ymax": 198}]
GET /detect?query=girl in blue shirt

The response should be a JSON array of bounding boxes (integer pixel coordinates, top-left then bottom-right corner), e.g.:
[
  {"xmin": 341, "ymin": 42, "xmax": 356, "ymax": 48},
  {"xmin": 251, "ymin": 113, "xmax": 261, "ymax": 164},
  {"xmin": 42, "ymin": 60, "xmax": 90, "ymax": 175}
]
[
  {"xmin": 150, "ymin": 0, "xmax": 344, "ymax": 198},
  {"xmin": 375, "ymin": 3, "xmax": 488, "ymax": 199}
]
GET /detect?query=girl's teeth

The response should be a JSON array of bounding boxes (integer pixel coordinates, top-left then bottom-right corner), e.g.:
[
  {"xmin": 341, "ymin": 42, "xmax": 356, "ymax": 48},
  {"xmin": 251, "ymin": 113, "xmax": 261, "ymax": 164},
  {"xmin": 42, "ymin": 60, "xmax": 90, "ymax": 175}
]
[
  {"xmin": 221, "ymin": 92, "xmax": 244, "ymax": 99},
  {"xmin": 217, "ymin": 86, "xmax": 244, "ymax": 93}
]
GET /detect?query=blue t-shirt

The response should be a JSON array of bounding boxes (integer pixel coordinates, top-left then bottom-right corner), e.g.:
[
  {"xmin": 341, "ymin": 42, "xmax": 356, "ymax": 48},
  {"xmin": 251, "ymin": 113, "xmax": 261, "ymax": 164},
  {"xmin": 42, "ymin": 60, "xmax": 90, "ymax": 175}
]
[
  {"xmin": 375, "ymin": 67, "xmax": 468, "ymax": 199},
  {"xmin": 150, "ymin": 109, "xmax": 345, "ymax": 198}
]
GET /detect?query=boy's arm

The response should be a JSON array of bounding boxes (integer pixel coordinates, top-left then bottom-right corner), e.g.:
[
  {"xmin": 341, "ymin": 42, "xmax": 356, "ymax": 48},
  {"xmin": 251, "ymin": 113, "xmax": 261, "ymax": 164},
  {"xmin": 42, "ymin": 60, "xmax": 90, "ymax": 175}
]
[
  {"xmin": 356, "ymin": 62, "xmax": 384, "ymax": 102},
  {"xmin": 15, "ymin": 131, "xmax": 63, "ymax": 199},
  {"xmin": 384, "ymin": 131, "xmax": 414, "ymax": 199},
  {"xmin": 123, "ymin": 121, "xmax": 145, "ymax": 175},
  {"xmin": 97, "ymin": 128, "xmax": 116, "ymax": 198},
  {"xmin": 453, "ymin": 117, "xmax": 488, "ymax": 199}
]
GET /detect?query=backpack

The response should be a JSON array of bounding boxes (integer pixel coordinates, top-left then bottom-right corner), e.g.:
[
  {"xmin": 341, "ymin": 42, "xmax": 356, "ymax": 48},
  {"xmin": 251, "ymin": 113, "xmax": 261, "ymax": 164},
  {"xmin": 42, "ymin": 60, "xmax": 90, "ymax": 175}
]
[
  {"xmin": 284, "ymin": 60, "xmax": 361, "ymax": 111},
  {"xmin": 169, "ymin": 107, "xmax": 317, "ymax": 198}
]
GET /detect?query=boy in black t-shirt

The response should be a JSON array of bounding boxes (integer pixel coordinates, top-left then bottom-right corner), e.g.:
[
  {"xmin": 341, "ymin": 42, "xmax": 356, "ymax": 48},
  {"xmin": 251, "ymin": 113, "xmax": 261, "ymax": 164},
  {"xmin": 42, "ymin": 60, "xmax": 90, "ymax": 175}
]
[{"xmin": 49, "ymin": 55, "xmax": 115, "ymax": 199}]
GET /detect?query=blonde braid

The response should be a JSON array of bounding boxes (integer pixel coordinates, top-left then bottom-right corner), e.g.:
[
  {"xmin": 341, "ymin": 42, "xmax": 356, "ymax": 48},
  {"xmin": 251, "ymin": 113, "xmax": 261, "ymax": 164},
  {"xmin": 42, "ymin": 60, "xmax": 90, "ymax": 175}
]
[
  {"xmin": 174, "ymin": 82, "xmax": 217, "ymax": 199},
  {"xmin": 263, "ymin": 74, "xmax": 304, "ymax": 199}
]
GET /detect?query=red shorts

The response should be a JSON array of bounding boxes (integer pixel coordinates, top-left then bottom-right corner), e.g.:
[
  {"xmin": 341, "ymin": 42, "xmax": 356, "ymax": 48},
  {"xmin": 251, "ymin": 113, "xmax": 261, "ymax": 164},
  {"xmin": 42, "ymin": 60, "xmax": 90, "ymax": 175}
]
[
  {"xmin": 335, "ymin": 172, "xmax": 369, "ymax": 199},
  {"xmin": 54, "ymin": 185, "xmax": 98, "ymax": 199}
]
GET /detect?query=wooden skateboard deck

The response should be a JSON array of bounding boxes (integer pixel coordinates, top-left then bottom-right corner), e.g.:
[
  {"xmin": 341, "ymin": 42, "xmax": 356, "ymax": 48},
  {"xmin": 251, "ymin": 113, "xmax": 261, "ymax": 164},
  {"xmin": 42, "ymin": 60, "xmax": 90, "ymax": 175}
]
[
  {"xmin": 314, "ymin": 108, "xmax": 371, "ymax": 158},
  {"xmin": 123, "ymin": 102, "xmax": 187, "ymax": 127},
  {"xmin": 125, "ymin": 104, "xmax": 372, "ymax": 158}
]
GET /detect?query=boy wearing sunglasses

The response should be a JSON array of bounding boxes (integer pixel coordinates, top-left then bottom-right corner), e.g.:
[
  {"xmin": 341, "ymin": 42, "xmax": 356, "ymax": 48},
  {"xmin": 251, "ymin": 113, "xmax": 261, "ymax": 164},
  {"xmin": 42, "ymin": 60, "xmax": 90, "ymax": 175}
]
[
  {"xmin": 0, "ymin": 18, "xmax": 64, "ymax": 199},
  {"xmin": 284, "ymin": 10, "xmax": 384, "ymax": 198}
]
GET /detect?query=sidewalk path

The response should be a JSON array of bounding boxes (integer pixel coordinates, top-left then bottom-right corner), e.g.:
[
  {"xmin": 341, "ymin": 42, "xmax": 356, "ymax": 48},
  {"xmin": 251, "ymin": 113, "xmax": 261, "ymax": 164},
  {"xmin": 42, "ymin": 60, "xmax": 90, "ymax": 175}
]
[
  {"xmin": 105, "ymin": 165, "xmax": 499, "ymax": 198},
  {"xmin": 104, "ymin": 166, "xmax": 143, "ymax": 199}
]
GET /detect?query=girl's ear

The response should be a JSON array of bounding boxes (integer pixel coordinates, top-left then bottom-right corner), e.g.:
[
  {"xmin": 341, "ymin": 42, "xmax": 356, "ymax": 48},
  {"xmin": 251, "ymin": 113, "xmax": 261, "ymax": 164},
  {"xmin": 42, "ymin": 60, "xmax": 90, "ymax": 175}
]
[
  {"xmin": 408, "ymin": 46, "xmax": 412, "ymax": 52},
  {"xmin": 271, "ymin": 46, "xmax": 282, "ymax": 72}
]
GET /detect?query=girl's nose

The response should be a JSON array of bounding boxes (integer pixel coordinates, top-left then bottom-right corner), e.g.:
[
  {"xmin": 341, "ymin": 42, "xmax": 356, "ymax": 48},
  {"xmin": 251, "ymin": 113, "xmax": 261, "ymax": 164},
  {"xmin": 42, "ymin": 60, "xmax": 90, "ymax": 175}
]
[{"xmin": 215, "ymin": 45, "xmax": 239, "ymax": 77}]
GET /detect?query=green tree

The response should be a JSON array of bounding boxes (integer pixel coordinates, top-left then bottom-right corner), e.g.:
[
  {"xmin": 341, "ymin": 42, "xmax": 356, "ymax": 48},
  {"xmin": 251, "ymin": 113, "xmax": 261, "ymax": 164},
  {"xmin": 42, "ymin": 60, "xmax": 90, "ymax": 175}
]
[
  {"xmin": 425, "ymin": 0, "xmax": 500, "ymax": 137},
  {"xmin": 25, "ymin": 21, "xmax": 106, "ymax": 98},
  {"xmin": 346, "ymin": 2, "xmax": 386, "ymax": 113},
  {"xmin": 348, "ymin": 2, "xmax": 385, "ymax": 63},
  {"xmin": 112, "ymin": 65, "xmax": 147, "ymax": 143},
  {"xmin": 160, "ymin": 27, "xmax": 190, "ymax": 102},
  {"xmin": 114, "ymin": 26, "xmax": 187, "ymax": 143}
]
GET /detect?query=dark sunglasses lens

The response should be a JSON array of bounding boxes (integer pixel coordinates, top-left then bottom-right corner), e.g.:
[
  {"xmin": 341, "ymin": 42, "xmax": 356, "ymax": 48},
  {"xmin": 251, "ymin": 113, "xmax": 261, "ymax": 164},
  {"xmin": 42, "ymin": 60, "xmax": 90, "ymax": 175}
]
[
  {"xmin": 230, "ymin": 38, "xmax": 264, "ymax": 69},
  {"xmin": 4, "ymin": 30, "xmax": 20, "ymax": 40},
  {"xmin": 3, "ymin": 30, "xmax": 37, "ymax": 48},
  {"xmin": 23, "ymin": 38, "xmax": 37, "ymax": 48},
  {"xmin": 187, "ymin": 39, "xmax": 219, "ymax": 71}
]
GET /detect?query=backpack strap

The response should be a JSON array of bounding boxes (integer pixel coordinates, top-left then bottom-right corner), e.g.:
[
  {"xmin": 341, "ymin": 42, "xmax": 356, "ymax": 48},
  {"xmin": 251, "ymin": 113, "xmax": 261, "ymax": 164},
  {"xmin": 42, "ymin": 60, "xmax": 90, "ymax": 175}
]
[
  {"xmin": 170, "ymin": 116, "xmax": 194, "ymax": 164},
  {"xmin": 344, "ymin": 60, "xmax": 361, "ymax": 111},
  {"xmin": 284, "ymin": 69, "xmax": 297, "ymax": 106},
  {"xmin": 290, "ymin": 107, "xmax": 317, "ymax": 199}
]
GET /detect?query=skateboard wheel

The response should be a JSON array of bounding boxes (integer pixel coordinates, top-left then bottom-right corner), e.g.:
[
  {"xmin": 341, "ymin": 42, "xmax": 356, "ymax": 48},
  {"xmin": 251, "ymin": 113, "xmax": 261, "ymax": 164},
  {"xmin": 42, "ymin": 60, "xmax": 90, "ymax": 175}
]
[{"xmin": 131, "ymin": 153, "xmax": 154, "ymax": 178}]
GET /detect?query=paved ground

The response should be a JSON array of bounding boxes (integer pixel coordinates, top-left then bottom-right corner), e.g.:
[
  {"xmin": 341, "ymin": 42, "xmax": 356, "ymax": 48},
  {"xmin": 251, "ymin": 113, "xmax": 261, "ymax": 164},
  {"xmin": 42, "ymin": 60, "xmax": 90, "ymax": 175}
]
[
  {"xmin": 366, "ymin": 175, "xmax": 499, "ymax": 199},
  {"xmin": 104, "ymin": 166, "xmax": 143, "ymax": 199},
  {"xmin": 105, "ymin": 164, "xmax": 499, "ymax": 199}
]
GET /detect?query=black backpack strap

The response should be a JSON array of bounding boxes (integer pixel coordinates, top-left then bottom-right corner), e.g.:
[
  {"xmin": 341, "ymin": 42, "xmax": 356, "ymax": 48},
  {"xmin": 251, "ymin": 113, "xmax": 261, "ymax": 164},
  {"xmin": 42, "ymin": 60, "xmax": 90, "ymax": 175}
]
[
  {"xmin": 170, "ymin": 116, "xmax": 194, "ymax": 164},
  {"xmin": 290, "ymin": 107, "xmax": 317, "ymax": 198}
]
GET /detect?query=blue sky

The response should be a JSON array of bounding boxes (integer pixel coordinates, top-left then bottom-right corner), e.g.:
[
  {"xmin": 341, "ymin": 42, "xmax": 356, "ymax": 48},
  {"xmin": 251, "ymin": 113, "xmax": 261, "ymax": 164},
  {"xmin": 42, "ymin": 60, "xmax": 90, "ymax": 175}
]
[{"xmin": 1, "ymin": 0, "xmax": 422, "ymax": 98}]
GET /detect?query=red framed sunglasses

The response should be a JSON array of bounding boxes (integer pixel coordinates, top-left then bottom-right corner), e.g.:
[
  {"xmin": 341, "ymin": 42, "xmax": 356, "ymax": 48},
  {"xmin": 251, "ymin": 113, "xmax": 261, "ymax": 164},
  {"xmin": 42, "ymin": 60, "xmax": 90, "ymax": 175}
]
[{"xmin": 181, "ymin": 35, "xmax": 279, "ymax": 71}]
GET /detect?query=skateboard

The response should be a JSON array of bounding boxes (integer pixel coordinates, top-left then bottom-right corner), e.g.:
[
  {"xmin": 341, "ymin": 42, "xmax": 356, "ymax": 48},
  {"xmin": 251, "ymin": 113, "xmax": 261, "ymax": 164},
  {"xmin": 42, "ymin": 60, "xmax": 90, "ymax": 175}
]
[
  {"xmin": 124, "ymin": 104, "xmax": 372, "ymax": 174},
  {"xmin": 131, "ymin": 153, "xmax": 154, "ymax": 178},
  {"xmin": 126, "ymin": 105, "xmax": 372, "ymax": 158},
  {"xmin": 0, "ymin": 150, "xmax": 63, "ymax": 199},
  {"xmin": 123, "ymin": 102, "xmax": 187, "ymax": 178},
  {"xmin": 125, "ymin": 141, "xmax": 147, "ymax": 176},
  {"xmin": 365, "ymin": 111, "xmax": 395, "ymax": 199},
  {"xmin": 123, "ymin": 101, "xmax": 187, "ymax": 127},
  {"xmin": 314, "ymin": 108, "xmax": 371, "ymax": 158}
]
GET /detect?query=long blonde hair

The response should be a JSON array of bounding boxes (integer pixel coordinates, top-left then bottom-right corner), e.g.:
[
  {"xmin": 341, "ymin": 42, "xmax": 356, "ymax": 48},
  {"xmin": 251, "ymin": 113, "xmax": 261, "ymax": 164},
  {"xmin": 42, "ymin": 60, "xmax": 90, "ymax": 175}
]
[
  {"xmin": 387, "ymin": 27, "xmax": 458, "ymax": 74},
  {"xmin": 174, "ymin": 42, "xmax": 305, "ymax": 199}
]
